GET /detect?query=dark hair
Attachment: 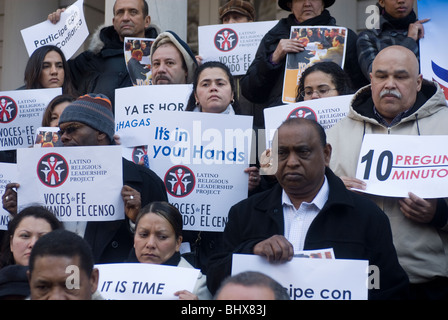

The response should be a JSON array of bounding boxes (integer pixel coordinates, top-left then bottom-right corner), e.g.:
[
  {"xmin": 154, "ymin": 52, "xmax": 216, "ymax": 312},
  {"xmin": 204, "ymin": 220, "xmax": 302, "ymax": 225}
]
[
  {"xmin": 0, "ymin": 206, "xmax": 63, "ymax": 269},
  {"xmin": 215, "ymin": 271, "xmax": 290, "ymax": 300},
  {"xmin": 296, "ymin": 61, "xmax": 354, "ymax": 102},
  {"xmin": 28, "ymin": 229, "xmax": 94, "ymax": 277},
  {"xmin": 186, "ymin": 61, "xmax": 241, "ymax": 114},
  {"xmin": 41, "ymin": 94, "xmax": 77, "ymax": 127},
  {"xmin": 113, "ymin": 0, "xmax": 149, "ymax": 17},
  {"xmin": 279, "ymin": 117, "xmax": 327, "ymax": 147},
  {"xmin": 24, "ymin": 45, "xmax": 77, "ymax": 96},
  {"xmin": 135, "ymin": 202, "xmax": 183, "ymax": 240}
]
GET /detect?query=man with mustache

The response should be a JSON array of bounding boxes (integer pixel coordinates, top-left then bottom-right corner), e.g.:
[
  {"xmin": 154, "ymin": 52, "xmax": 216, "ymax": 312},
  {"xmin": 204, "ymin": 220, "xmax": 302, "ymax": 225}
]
[
  {"xmin": 150, "ymin": 31, "xmax": 198, "ymax": 85},
  {"xmin": 327, "ymin": 45, "xmax": 448, "ymax": 300}
]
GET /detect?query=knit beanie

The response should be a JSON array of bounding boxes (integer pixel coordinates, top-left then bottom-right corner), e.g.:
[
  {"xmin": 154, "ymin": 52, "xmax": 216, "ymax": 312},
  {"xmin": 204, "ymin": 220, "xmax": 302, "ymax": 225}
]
[
  {"xmin": 150, "ymin": 31, "xmax": 198, "ymax": 84},
  {"xmin": 219, "ymin": 0, "xmax": 256, "ymax": 22},
  {"xmin": 58, "ymin": 93, "xmax": 115, "ymax": 142}
]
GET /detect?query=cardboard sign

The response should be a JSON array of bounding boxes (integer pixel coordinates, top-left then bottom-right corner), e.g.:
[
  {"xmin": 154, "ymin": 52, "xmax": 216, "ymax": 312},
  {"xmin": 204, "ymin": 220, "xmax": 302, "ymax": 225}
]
[
  {"xmin": 264, "ymin": 94, "xmax": 352, "ymax": 148},
  {"xmin": 145, "ymin": 110, "xmax": 253, "ymax": 232},
  {"xmin": 0, "ymin": 163, "xmax": 17, "ymax": 230},
  {"xmin": 232, "ymin": 254, "xmax": 368, "ymax": 300},
  {"xmin": 282, "ymin": 26, "xmax": 347, "ymax": 103},
  {"xmin": 17, "ymin": 146, "xmax": 124, "ymax": 222},
  {"xmin": 355, "ymin": 134, "xmax": 448, "ymax": 198},
  {"xmin": 198, "ymin": 21, "xmax": 278, "ymax": 76},
  {"xmin": 114, "ymin": 84, "xmax": 192, "ymax": 147},
  {"xmin": 0, "ymin": 88, "xmax": 62, "ymax": 151},
  {"xmin": 21, "ymin": 0, "xmax": 89, "ymax": 59},
  {"xmin": 96, "ymin": 263, "xmax": 200, "ymax": 300},
  {"xmin": 418, "ymin": 0, "xmax": 448, "ymax": 101}
]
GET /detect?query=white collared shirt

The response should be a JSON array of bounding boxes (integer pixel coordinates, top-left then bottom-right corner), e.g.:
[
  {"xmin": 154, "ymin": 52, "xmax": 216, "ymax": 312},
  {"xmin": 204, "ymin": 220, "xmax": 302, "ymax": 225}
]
[{"xmin": 282, "ymin": 176, "xmax": 329, "ymax": 253}]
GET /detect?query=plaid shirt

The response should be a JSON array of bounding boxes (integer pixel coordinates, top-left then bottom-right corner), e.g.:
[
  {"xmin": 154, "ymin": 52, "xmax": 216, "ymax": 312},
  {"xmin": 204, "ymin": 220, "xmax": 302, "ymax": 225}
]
[{"xmin": 356, "ymin": 15, "xmax": 419, "ymax": 80}]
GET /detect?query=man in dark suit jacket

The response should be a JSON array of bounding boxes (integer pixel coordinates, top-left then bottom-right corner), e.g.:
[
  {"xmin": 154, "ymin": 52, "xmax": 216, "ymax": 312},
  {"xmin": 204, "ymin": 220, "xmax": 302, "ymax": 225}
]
[{"xmin": 207, "ymin": 117, "xmax": 409, "ymax": 300}]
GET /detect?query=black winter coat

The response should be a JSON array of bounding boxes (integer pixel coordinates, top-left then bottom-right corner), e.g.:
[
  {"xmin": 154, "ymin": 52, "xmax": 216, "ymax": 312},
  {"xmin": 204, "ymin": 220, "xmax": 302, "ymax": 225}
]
[
  {"xmin": 69, "ymin": 26, "xmax": 158, "ymax": 110},
  {"xmin": 206, "ymin": 168, "xmax": 410, "ymax": 300}
]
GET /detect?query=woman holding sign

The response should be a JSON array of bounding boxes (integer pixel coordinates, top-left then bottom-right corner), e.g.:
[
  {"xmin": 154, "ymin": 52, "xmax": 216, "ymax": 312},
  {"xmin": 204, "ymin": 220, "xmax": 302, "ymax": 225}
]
[
  {"xmin": 128, "ymin": 202, "xmax": 212, "ymax": 300},
  {"xmin": 241, "ymin": 0, "xmax": 366, "ymax": 128}
]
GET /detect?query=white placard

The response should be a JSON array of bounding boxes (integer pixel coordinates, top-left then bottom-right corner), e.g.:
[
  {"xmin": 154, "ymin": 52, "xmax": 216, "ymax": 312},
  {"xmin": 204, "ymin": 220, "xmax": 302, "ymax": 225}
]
[
  {"xmin": 0, "ymin": 88, "xmax": 62, "ymax": 151},
  {"xmin": 355, "ymin": 134, "xmax": 448, "ymax": 198},
  {"xmin": 21, "ymin": 0, "xmax": 89, "ymax": 59},
  {"xmin": 198, "ymin": 21, "xmax": 278, "ymax": 76},
  {"xmin": 95, "ymin": 263, "xmax": 200, "ymax": 300},
  {"xmin": 146, "ymin": 110, "xmax": 253, "ymax": 232},
  {"xmin": 114, "ymin": 84, "xmax": 192, "ymax": 147},
  {"xmin": 232, "ymin": 254, "xmax": 368, "ymax": 300},
  {"xmin": 17, "ymin": 146, "xmax": 124, "ymax": 222},
  {"xmin": 264, "ymin": 94, "xmax": 352, "ymax": 148},
  {"xmin": 0, "ymin": 163, "xmax": 18, "ymax": 230}
]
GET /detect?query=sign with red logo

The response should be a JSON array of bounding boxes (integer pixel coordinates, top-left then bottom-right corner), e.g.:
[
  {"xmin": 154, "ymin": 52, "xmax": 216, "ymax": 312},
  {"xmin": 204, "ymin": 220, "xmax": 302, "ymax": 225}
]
[
  {"xmin": 0, "ymin": 88, "xmax": 61, "ymax": 151},
  {"xmin": 198, "ymin": 20, "xmax": 278, "ymax": 76},
  {"xmin": 17, "ymin": 146, "xmax": 124, "ymax": 222},
  {"xmin": 264, "ymin": 95, "xmax": 352, "ymax": 149}
]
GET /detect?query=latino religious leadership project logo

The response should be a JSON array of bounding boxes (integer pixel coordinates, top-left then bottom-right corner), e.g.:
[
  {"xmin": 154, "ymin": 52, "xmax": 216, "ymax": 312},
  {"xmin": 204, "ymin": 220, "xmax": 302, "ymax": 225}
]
[
  {"xmin": 287, "ymin": 106, "xmax": 318, "ymax": 121},
  {"xmin": 214, "ymin": 28, "xmax": 238, "ymax": 52},
  {"xmin": 37, "ymin": 153, "xmax": 69, "ymax": 188},
  {"xmin": 164, "ymin": 165, "xmax": 196, "ymax": 198},
  {"xmin": 0, "ymin": 96, "xmax": 18, "ymax": 124}
]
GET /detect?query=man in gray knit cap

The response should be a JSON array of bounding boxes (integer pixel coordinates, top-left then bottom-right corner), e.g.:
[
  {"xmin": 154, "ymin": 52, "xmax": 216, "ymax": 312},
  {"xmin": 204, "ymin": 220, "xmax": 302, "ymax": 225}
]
[{"xmin": 57, "ymin": 93, "xmax": 168, "ymax": 263}]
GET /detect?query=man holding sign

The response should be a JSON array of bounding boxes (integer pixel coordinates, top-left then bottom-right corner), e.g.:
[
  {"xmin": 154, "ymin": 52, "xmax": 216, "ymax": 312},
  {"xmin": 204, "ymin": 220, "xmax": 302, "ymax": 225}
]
[
  {"xmin": 48, "ymin": 0, "xmax": 158, "ymax": 107},
  {"xmin": 207, "ymin": 117, "xmax": 409, "ymax": 299},
  {"xmin": 327, "ymin": 46, "xmax": 448, "ymax": 299},
  {"xmin": 3, "ymin": 94, "xmax": 168, "ymax": 264}
]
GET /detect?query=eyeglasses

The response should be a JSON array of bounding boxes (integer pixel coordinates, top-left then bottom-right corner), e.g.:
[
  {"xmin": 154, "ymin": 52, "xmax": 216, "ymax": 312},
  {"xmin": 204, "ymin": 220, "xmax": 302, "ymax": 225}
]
[
  {"xmin": 300, "ymin": 86, "xmax": 338, "ymax": 98},
  {"xmin": 58, "ymin": 123, "xmax": 84, "ymax": 136}
]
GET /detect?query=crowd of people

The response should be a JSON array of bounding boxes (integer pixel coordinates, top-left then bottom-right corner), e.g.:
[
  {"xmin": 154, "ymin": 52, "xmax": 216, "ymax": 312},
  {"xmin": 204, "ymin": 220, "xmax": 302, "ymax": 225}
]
[{"xmin": 0, "ymin": 0, "xmax": 447, "ymax": 301}]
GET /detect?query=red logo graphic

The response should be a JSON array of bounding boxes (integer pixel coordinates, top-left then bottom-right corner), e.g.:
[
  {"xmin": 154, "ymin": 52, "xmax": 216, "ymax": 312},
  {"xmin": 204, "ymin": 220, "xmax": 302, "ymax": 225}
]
[
  {"xmin": 37, "ymin": 153, "xmax": 69, "ymax": 188},
  {"xmin": 0, "ymin": 96, "xmax": 18, "ymax": 124},
  {"xmin": 164, "ymin": 165, "xmax": 195, "ymax": 198},
  {"xmin": 287, "ymin": 107, "xmax": 318, "ymax": 122},
  {"xmin": 214, "ymin": 28, "xmax": 238, "ymax": 52}
]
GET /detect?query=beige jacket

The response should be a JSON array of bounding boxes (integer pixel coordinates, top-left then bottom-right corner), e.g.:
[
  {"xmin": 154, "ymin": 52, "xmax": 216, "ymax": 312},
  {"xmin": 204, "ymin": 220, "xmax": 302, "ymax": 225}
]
[{"xmin": 327, "ymin": 81, "xmax": 448, "ymax": 284}]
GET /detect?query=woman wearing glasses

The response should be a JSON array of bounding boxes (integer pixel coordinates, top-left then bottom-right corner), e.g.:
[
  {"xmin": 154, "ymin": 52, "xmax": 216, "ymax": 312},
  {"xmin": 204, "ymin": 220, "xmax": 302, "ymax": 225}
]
[{"xmin": 296, "ymin": 61, "xmax": 354, "ymax": 102}]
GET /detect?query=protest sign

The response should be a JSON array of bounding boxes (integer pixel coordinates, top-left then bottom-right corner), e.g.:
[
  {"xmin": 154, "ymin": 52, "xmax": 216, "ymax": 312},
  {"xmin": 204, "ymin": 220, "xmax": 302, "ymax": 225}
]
[
  {"xmin": 355, "ymin": 134, "xmax": 448, "ymax": 198},
  {"xmin": 17, "ymin": 145, "xmax": 124, "ymax": 222},
  {"xmin": 198, "ymin": 21, "xmax": 278, "ymax": 76},
  {"xmin": 124, "ymin": 37, "xmax": 155, "ymax": 86},
  {"xmin": 96, "ymin": 263, "xmax": 200, "ymax": 300},
  {"xmin": 0, "ymin": 163, "xmax": 17, "ymax": 231},
  {"xmin": 144, "ymin": 110, "xmax": 253, "ymax": 232},
  {"xmin": 282, "ymin": 26, "xmax": 347, "ymax": 103},
  {"xmin": 114, "ymin": 84, "xmax": 192, "ymax": 147},
  {"xmin": 263, "ymin": 94, "xmax": 352, "ymax": 148},
  {"xmin": 21, "ymin": 0, "xmax": 89, "ymax": 59},
  {"xmin": 418, "ymin": 0, "xmax": 448, "ymax": 100},
  {"xmin": 0, "ymin": 88, "xmax": 62, "ymax": 151},
  {"xmin": 232, "ymin": 254, "xmax": 368, "ymax": 300}
]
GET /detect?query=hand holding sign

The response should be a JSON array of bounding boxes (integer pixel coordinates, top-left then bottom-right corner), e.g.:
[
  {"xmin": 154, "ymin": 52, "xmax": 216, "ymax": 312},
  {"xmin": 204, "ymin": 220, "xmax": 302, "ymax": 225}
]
[{"xmin": 398, "ymin": 192, "xmax": 437, "ymax": 224}]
